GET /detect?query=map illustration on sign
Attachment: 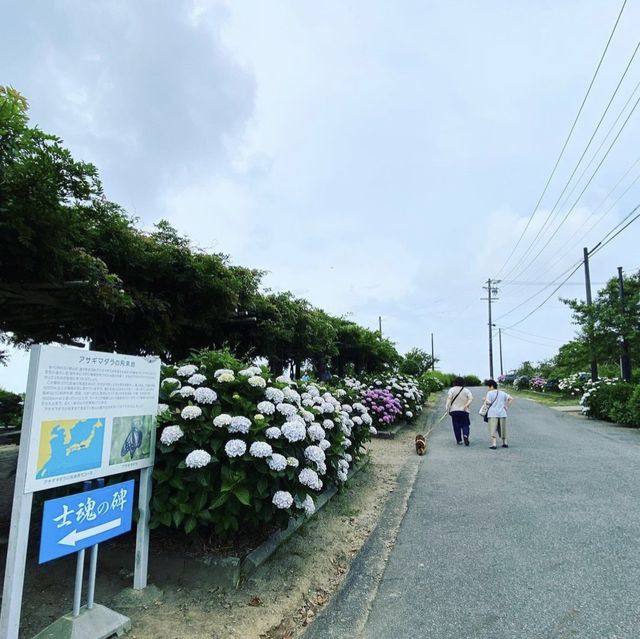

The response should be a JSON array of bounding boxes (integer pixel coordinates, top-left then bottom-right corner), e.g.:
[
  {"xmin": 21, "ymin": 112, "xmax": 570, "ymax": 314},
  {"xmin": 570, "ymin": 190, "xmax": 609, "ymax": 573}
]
[
  {"xmin": 35, "ymin": 418, "xmax": 105, "ymax": 479},
  {"xmin": 109, "ymin": 415, "xmax": 155, "ymax": 465}
]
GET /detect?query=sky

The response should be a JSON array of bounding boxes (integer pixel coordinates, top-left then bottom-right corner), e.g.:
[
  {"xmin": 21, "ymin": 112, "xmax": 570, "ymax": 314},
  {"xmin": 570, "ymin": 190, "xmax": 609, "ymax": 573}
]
[{"xmin": 3, "ymin": 0, "xmax": 640, "ymax": 392}]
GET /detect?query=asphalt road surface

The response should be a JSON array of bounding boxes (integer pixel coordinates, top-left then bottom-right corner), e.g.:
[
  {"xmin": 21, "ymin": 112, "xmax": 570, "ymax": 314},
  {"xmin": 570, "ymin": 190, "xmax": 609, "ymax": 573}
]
[{"xmin": 306, "ymin": 389, "xmax": 640, "ymax": 639}]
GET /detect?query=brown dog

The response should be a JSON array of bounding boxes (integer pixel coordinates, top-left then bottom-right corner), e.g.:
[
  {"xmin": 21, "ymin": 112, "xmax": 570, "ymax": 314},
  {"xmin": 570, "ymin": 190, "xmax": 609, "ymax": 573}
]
[{"xmin": 415, "ymin": 434, "xmax": 426, "ymax": 456}]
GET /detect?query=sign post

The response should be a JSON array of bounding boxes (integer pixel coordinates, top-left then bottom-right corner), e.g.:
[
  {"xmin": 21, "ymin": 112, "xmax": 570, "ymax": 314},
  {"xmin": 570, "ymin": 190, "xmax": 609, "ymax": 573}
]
[{"xmin": 0, "ymin": 345, "xmax": 161, "ymax": 639}]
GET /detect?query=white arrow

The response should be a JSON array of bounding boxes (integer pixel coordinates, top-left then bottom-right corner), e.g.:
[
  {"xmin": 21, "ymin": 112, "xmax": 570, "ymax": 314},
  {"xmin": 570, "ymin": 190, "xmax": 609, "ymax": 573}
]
[{"xmin": 58, "ymin": 518, "xmax": 122, "ymax": 547}]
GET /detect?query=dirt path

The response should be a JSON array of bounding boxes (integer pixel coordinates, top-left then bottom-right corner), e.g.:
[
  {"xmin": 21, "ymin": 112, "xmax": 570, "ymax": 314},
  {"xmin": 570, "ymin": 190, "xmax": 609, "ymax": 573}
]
[{"xmin": 11, "ymin": 407, "xmax": 433, "ymax": 639}]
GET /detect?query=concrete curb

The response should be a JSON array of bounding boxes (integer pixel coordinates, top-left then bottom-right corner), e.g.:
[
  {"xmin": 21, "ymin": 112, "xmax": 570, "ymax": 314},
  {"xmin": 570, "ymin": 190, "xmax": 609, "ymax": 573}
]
[{"xmin": 301, "ymin": 405, "xmax": 439, "ymax": 639}]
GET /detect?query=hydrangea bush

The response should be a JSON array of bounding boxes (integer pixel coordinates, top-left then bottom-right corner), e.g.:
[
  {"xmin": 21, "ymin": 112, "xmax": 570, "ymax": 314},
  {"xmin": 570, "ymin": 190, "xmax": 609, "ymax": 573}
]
[
  {"xmin": 151, "ymin": 350, "xmax": 375, "ymax": 537},
  {"xmin": 342, "ymin": 373, "xmax": 424, "ymax": 428},
  {"xmin": 529, "ymin": 376, "xmax": 547, "ymax": 392},
  {"xmin": 579, "ymin": 378, "xmax": 633, "ymax": 420},
  {"xmin": 558, "ymin": 373, "xmax": 589, "ymax": 397}
]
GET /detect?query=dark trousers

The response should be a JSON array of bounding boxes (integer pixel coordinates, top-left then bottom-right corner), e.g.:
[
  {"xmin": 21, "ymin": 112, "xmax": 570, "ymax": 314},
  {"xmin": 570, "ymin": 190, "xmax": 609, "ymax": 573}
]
[{"xmin": 450, "ymin": 411, "xmax": 470, "ymax": 443}]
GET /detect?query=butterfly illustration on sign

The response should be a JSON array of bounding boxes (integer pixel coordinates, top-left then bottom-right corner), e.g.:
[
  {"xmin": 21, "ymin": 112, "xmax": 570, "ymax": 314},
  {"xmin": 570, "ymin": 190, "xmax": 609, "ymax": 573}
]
[{"xmin": 109, "ymin": 415, "xmax": 155, "ymax": 465}]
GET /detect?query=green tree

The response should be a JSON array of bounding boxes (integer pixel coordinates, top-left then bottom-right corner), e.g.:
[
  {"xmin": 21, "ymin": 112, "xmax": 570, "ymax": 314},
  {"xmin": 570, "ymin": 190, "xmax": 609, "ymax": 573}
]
[
  {"xmin": 562, "ymin": 272, "xmax": 640, "ymax": 373},
  {"xmin": 400, "ymin": 347, "xmax": 437, "ymax": 376}
]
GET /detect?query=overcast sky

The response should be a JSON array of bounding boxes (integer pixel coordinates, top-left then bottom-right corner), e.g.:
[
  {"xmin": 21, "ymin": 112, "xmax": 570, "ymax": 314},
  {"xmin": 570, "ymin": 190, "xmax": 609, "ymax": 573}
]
[{"xmin": 3, "ymin": 0, "xmax": 640, "ymax": 392}]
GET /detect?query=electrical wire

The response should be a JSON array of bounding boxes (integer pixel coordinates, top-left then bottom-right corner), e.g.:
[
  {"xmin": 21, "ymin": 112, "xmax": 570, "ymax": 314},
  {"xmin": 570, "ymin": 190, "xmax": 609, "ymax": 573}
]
[
  {"xmin": 532, "ymin": 156, "xmax": 640, "ymax": 282},
  {"xmin": 506, "ymin": 90, "xmax": 640, "ymax": 284},
  {"xmin": 495, "ymin": 0, "xmax": 629, "ymax": 280},
  {"xmin": 502, "ymin": 40, "xmax": 640, "ymax": 283},
  {"xmin": 502, "ymin": 202, "xmax": 640, "ymax": 328}
]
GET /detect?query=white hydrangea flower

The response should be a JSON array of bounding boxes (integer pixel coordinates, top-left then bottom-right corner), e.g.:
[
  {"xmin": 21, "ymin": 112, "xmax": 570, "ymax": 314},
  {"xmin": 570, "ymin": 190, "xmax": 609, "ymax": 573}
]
[
  {"xmin": 302, "ymin": 398, "xmax": 315, "ymax": 407},
  {"xmin": 301, "ymin": 392, "xmax": 311, "ymax": 401},
  {"xmin": 177, "ymin": 386, "xmax": 195, "ymax": 398},
  {"xmin": 341, "ymin": 404, "xmax": 353, "ymax": 413},
  {"xmin": 322, "ymin": 419, "xmax": 335, "ymax": 430},
  {"xmin": 307, "ymin": 386, "xmax": 320, "ymax": 398},
  {"xmin": 213, "ymin": 413, "xmax": 232, "ymax": 428},
  {"xmin": 214, "ymin": 368, "xmax": 234, "ymax": 378},
  {"xmin": 352, "ymin": 416, "xmax": 363, "ymax": 425},
  {"xmin": 405, "ymin": 411, "xmax": 414, "ymax": 418},
  {"xmin": 276, "ymin": 403, "xmax": 298, "ymax": 417},
  {"xmin": 317, "ymin": 460, "xmax": 327, "ymax": 475},
  {"xmin": 337, "ymin": 470, "xmax": 348, "ymax": 482},
  {"xmin": 286, "ymin": 456, "xmax": 300, "ymax": 468},
  {"xmin": 161, "ymin": 377, "xmax": 181, "ymax": 388},
  {"xmin": 217, "ymin": 372, "xmax": 235, "ymax": 383},
  {"xmin": 281, "ymin": 421, "xmax": 306, "ymax": 442},
  {"xmin": 176, "ymin": 364, "xmax": 198, "ymax": 378},
  {"xmin": 283, "ymin": 387, "xmax": 301, "ymax": 404},
  {"xmin": 341, "ymin": 423, "xmax": 352, "ymax": 437},
  {"xmin": 248, "ymin": 375, "xmax": 267, "ymax": 388},
  {"xmin": 369, "ymin": 426, "xmax": 378, "ymax": 435},
  {"xmin": 160, "ymin": 425, "xmax": 184, "ymax": 445},
  {"xmin": 320, "ymin": 402, "xmax": 334, "ymax": 414},
  {"xmin": 187, "ymin": 374, "xmax": 207, "ymax": 386},
  {"xmin": 257, "ymin": 401, "xmax": 276, "ymax": 415},
  {"xmin": 319, "ymin": 439, "xmax": 331, "ymax": 451},
  {"xmin": 305, "ymin": 445, "xmax": 326, "ymax": 464},
  {"xmin": 265, "ymin": 387, "xmax": 285, "ymax": 403},
  {"xmin": 229, "ymin": 416, "xmax": 252, "ymax": 434},
  {"xmin": 343, "ymin": 453, "xmax": 353, "ymax": 462},
  {"xmin": 299, "ymin": 494, "xmax": 315, "ymax": 516},
  {"xmin": 194, "ymin": 387, "xmax": 218, "ymax": 404},
  {"xmin": 225, "ymin": 439, "xmax": 246, "ymax": 457},
  {"xmin": 185, "ymin": 449, "xmax": 211, "ymax": 468},
  {"xmin": 250, "ymin": 441, "xmax": 273, "ymax": 458},
  {"xmin": 238, "ymin": 368, "xmax": 254, "ymax": 377},
  {"xmin": 307, "ymin": 424, "xmax": 326, "ymax": 442},
  {"xmin": 181, "ymin": 406, "xmax": 202, "ymax": 420},
  {"xmin": 157, "ymin": 403, "xmax": 170, "ymax": 416},
  {"xmin": 265, "ymin": 426, "xmax": 282, "ymax": 439},
  {"xmin": 352, "ymin": 402, "xmax": 365, "ymax": 412},
  {"xmin": 299, "ymin": 467, "xmax": 323, "ymax": 491},
  {"xmin": 272, "ymin": 490, "xmax": 293, "ymax": 509},
  {"xmin": 300, "ymin": 409, "xmax": 315, "ymax": 423},
  {"xmin": 338, "ymin": 459, "xmax": 349, "ymax": 472},
  {"xmin": 334, "ymin": 389, "xmax": 347, "ymax": 398},
  {"xmin": 342, "ymin": 438, "xmax": 352, "ymax": 448},
  {"xmin": 313, "ymin": 396, "xmax": 324, "ymax": 405},
  {"xmin": 362, "ymin": 414, "xmax": 373, "ymax": 426},
  {"xmin": 276, "ymin": 375, "xmax": 293, "ymax": 384},
  {"xmin": 267, "ymin": 453, "xmax": 287, "ymax": 471}
]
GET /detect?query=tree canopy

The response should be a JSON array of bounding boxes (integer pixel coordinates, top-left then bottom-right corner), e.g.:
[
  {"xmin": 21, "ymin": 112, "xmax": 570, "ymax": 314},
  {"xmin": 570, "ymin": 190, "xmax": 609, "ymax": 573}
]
[{"xmin": 0, "ymin": 87, "xmax": 401, "ymax": 374}]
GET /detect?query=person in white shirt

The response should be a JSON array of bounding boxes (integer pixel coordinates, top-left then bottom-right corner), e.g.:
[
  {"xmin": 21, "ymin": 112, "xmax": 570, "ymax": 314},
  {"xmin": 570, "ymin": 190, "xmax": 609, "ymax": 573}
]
[
  {"xmin": 483, "ymin": 379, "xmax": 513, "ymax": 449},
  {"xmin": 445, "ymin": 377, "xmax": 473, "ymax": 446}
]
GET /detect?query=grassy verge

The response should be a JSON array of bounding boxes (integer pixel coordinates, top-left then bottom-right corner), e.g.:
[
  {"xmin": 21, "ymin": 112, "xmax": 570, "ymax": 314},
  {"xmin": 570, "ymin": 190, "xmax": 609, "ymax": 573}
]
[{"xmin": 506, "ymin": 387, "xmax": 580, "ymax": 407}]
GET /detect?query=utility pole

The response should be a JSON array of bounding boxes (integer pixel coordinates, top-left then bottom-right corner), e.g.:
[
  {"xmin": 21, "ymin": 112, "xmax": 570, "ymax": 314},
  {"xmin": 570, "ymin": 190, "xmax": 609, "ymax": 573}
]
[
  {"xmin": 378, "ymin": 316, "xmax": 382, "ymax": 340},
  {"xmin": 430, "ymin": 332, "xmax": 435, "ymax": 370},
  {"xmin": 482, "ymin": 279, "xmax": 500, "ymax": 379},
  {"xmin": 583, "ymin": 247, "xmax": 598, "ymax": 382},
  {"xmin": 617, "ymin": 266, "xmax": 632, "ymax": 382},
  {"xmin": 498, "ymin": 327, "xmax": 504, "ymax": 377}
]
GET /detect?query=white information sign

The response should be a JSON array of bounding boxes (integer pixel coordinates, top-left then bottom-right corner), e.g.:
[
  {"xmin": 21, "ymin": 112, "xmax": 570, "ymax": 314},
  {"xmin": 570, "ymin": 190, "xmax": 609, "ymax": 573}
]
[
  {"xmin": 1, "ymin": 344, "xmax": 161, "ymax": 639},
  {"xmin": 23, "ymin": 345, "xmax": 161, "ymax": 492}
]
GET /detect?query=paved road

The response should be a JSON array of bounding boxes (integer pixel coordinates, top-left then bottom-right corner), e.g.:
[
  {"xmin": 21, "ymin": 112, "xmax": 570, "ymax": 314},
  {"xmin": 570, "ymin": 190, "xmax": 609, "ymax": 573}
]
[{"xmin": 306, "ymin": 389, "xmax": 640, "ymax": 639}]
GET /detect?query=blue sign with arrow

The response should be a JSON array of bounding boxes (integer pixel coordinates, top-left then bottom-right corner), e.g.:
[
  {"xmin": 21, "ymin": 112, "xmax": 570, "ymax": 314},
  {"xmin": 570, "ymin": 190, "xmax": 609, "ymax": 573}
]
[{"xmin": 39, "ymin": 479, "xmax": 135, "ymax": 563}]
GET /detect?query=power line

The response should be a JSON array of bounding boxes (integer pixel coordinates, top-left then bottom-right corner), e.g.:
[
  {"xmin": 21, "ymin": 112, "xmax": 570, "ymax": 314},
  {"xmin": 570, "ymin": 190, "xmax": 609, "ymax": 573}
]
[
  {"xmin": 503, "ymin": 202, "xmax": 640, "ymax": 328},
  {"xmin": 495, "ymin": 0, "xmax": 629, "ymax": 280},
  {"xmin": 507, "ymin": 89, "xmax": 640, "ymax": 284},
  {"xmin": 502, "ymin": 38, "xmax": 640, "ymax": 282},
  {"xmin": 532, "ymin": 155, "xmax": 640, "ymax": 282}
]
